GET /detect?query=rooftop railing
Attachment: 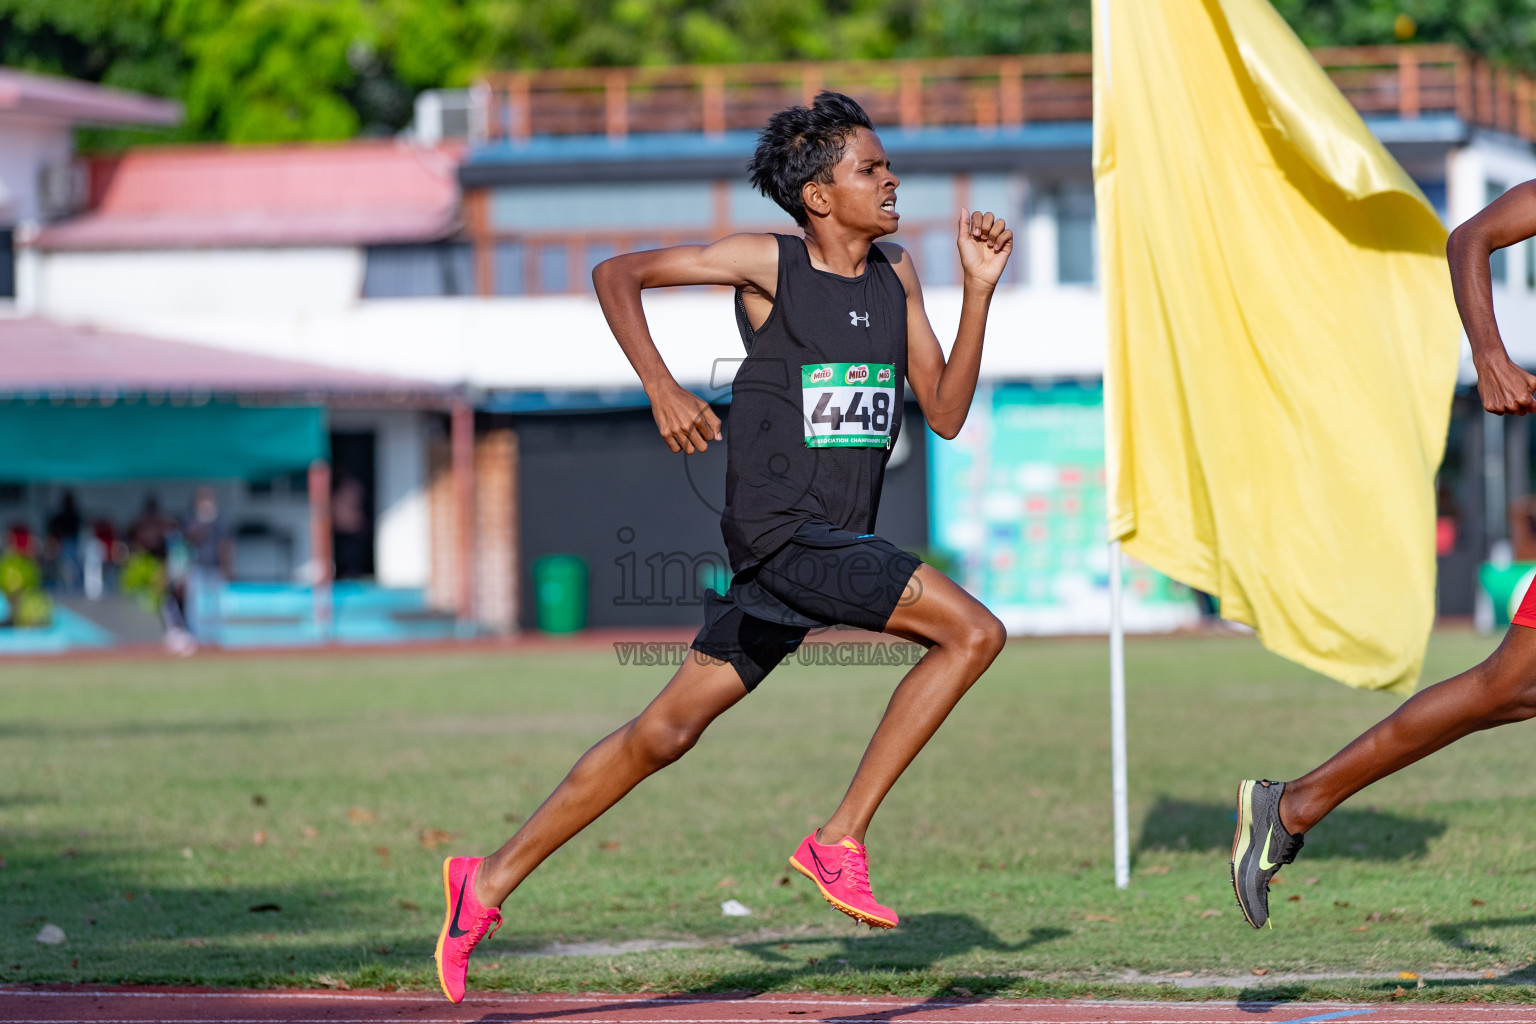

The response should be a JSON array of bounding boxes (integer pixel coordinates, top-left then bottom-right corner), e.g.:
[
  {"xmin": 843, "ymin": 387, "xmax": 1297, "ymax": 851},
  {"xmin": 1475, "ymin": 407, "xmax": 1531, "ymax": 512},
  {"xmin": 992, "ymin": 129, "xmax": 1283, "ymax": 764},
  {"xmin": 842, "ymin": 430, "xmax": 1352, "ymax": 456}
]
[{"xmin": 478, "ymin": 45, "xmax": 1536, "ymax": 143}]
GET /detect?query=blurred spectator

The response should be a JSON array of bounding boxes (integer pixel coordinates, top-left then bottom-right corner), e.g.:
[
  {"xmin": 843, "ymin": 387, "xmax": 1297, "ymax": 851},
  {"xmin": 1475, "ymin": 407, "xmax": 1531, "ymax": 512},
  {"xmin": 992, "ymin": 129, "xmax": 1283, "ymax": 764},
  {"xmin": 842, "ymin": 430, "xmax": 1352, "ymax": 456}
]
[
  {"xmin": 184, "ymin": 487, "xmax": 231, "ymax": 644},
  {"xmin": 6, "ymin": 523, "xmax": 35, "ymax": 556},
  {"xmin": 1509, "ymin": 494, "xmax": 1536, "ymax": 562},
  {"xmin": 162, "ymin": 517, "xmax": 195, "ymax": 655},
  {"xmin": 121, "ymin": 495, "xmax": 191, "ymax": 651},
  {"xmin": 83, "ymin": 525, "xmax": 107, "ymax": 600},
  {"xmin": 129, "ymin": 496, "xmax": 169, "ymax": 559},
  {"xmin": 1438, "ymin": 485, "xmax": 1462, "ymax": 558},
  {"xmin": 332, "ymin": 472, "xmax": 368, "ymax": 579},
  {"xmin": 45, "ymin": 490, "xmax": 83, "ymax": 592}
]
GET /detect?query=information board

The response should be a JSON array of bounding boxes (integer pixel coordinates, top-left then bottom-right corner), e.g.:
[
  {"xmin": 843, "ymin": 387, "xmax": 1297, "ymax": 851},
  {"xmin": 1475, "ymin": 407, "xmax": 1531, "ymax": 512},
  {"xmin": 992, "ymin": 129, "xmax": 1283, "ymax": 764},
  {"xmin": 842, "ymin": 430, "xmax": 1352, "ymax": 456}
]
[{"xmin": 928, "ymin": 382, "xmax": 1198, "ymax": 634}]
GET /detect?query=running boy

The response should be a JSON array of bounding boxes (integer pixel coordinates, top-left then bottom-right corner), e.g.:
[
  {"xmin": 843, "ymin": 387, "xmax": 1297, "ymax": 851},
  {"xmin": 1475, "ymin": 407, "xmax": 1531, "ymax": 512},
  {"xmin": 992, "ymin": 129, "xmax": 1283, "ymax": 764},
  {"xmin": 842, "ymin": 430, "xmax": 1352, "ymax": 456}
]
[
  {"xmin": 1232, "ymin": 179, "xmax": 1536, "ymax": 929},
  {"xmin": 434, "ymin": 92, "xmax": 1015, "ymax": 1001}
]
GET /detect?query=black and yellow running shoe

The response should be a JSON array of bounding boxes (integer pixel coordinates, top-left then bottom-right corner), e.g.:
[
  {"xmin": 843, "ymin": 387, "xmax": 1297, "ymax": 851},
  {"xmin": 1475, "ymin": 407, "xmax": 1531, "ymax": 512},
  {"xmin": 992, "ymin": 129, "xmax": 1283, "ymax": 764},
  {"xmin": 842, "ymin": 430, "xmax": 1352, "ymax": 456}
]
[{"xmin": 1231, "ymin": 779, "xmax": 1304, "ymax": 929}]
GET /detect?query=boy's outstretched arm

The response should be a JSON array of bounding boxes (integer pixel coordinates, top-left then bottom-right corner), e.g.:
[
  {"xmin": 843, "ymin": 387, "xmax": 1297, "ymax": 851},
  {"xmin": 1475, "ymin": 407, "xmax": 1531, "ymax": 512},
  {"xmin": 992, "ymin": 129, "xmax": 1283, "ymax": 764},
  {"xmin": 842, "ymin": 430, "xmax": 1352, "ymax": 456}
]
[
  {"xmin": 896, "ymin": 210, "xmax": 1014, "ymax": 440},
  {"xmin": 1448, "ymin": 181, "xmax": 1536, "ymax": 415},
  {"xmin": 592, "ymin": 233, "xmax": 779, "ymax": 453}
]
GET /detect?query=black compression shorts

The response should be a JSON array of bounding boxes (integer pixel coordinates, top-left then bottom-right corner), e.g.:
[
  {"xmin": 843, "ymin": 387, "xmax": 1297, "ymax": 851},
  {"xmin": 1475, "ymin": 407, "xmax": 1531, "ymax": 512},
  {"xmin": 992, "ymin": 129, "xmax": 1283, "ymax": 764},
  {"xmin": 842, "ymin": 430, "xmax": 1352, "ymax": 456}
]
[{"xmin": 691, "ymin": 521, "xmax": 922, "ymax": 691}]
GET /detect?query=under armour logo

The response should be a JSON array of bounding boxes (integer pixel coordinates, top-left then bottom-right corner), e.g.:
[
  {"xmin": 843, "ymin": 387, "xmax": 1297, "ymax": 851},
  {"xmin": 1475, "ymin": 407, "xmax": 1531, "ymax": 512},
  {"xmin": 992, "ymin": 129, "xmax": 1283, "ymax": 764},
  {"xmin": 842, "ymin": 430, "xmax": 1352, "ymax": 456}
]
[{"xmin": 849, "ymin": 311, "xmax": 870, "ymax": 327}]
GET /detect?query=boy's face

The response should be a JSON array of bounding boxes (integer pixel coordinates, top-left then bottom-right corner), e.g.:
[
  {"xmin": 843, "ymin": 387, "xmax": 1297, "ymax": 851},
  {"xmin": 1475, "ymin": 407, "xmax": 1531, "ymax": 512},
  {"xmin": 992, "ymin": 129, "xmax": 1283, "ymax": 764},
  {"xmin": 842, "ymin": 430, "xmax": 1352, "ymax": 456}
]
[{"xmin": 805, "ymin": 128, "xmax": 900, "ymax": 236}]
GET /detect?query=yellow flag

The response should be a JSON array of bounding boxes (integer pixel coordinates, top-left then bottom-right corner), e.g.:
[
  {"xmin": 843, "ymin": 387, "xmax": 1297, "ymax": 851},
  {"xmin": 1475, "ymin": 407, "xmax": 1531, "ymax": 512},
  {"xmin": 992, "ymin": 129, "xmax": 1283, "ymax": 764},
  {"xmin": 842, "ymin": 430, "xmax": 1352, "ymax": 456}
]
[{"xmin": 1094, "ymin": 0, "xmax": 1460, "ymax": 692}]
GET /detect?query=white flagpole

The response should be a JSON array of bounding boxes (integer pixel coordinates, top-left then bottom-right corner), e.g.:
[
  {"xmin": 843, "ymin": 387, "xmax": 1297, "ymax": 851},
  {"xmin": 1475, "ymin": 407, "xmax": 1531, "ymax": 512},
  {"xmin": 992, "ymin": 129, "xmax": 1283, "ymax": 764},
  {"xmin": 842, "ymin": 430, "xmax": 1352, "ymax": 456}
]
[
  {"xmin": 1109, "ymin": 538, "xmax": 1130, "ymax": 889},
  {"xmin": 1097, "ymin": 0, "xmax": 1128, "ymax": 890}
]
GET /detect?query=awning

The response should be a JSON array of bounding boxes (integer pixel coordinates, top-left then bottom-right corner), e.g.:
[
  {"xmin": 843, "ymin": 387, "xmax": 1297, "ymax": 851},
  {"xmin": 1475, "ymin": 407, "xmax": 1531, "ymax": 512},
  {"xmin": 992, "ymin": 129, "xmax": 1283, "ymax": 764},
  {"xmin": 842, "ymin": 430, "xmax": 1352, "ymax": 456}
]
[
  {"xmin": 0, "ymin": 401, "xmax": 325, "ymax": 481},
  {"xmin": 0, "ymin": 317, "xmax": 455, "ymax": 404},
  {"xmin": 0, "ymin": 67, "xmax": 181, "ymax": 127}
]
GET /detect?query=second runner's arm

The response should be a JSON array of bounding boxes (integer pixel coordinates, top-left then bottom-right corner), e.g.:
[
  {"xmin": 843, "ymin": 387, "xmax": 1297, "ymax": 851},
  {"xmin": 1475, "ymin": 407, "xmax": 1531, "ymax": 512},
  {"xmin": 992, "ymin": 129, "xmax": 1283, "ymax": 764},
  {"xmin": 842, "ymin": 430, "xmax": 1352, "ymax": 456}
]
[
  {"xmin": 592, "ymin": 234, "xmax": 779, "ymax": 453},
  {"xmin": 897, "ymin": 210, "xmax": 1014, "ymax": 439},
  {"xmin": 1448, "ymin": 181, "xmax": 1536, "ymax": 415}
]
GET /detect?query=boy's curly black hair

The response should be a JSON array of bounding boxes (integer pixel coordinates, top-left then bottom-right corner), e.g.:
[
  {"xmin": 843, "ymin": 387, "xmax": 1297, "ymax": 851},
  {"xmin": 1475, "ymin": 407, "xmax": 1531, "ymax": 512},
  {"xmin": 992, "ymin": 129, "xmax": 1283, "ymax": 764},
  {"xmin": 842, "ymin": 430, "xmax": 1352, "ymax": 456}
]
[{"xmin": 747, "ymin": 91, "xmax": 875, "ymax": 228}]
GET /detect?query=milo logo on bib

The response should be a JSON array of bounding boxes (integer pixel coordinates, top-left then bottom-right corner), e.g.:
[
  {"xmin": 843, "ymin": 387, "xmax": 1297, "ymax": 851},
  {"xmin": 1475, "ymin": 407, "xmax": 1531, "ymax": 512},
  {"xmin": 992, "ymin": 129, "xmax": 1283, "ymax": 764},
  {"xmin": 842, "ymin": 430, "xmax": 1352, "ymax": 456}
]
[{"xmin": 801, "ymin": 362, "xmax": 897, "ymax": 449}]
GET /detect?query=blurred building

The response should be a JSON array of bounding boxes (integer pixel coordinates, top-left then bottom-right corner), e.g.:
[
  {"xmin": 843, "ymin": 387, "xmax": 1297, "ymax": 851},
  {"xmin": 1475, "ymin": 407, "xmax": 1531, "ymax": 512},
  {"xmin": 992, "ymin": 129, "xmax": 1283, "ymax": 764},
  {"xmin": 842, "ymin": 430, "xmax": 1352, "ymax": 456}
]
[
  {"xmin": 0, "ymin": 318, "xmax": 457, "ymax": 650},
  {"xmin": 433, "ymin": 50, "xmax": 1536, "ymax": 629},
  {"xmin": 0, "ymin": 67, "xmax": 179, "ymax": 304},
  {"xmin": 0, "ymin": 79, "xmax": 475, "ymax": 648},
  {"xmin": 11, "ymin": 47, "xmax": 1536, "ymax": 642}
]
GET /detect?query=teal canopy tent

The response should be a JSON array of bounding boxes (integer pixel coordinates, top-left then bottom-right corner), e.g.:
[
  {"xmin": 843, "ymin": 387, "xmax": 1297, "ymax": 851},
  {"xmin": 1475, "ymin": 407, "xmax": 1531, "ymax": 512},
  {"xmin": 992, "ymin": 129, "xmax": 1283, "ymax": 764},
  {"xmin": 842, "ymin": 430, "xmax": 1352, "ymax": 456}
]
[{"xmin": 0, "ymin": 402, "xmax": 326, "ymax": 481}]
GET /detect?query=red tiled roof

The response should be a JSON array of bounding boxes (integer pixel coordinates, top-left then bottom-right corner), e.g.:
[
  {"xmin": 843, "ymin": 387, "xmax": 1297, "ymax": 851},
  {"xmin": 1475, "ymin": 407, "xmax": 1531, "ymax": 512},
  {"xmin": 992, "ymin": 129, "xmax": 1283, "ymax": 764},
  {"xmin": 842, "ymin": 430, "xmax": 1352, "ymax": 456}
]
[
  {"xmin": 0, "ymin": 66, "xmax": 181, "ymax": 126},
  {"xmin": 34, "ymin": 140, "xmax": 462, "ymax": 250},
  {"xmin": 0, "ymin": 317, "xmax": 453, "ymax": 402}
]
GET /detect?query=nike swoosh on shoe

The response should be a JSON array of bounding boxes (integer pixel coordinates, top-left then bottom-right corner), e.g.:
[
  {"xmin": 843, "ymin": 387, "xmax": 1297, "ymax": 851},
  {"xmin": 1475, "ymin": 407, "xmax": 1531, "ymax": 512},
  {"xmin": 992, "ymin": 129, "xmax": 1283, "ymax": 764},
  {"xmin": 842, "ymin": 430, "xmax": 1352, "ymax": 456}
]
[{"xmin": 446, "ymin": 877, "xmax": 470, "ymax": 938}]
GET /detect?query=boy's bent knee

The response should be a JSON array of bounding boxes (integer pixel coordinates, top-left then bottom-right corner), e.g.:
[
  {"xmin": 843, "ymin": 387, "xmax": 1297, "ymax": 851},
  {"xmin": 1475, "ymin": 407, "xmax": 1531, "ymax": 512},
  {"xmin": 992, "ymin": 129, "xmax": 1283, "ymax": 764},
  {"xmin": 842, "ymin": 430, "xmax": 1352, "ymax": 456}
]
[
  {"xmin": 962, "ymin": 613, "xmax": 1007, "ymax": 662},
  {"xmin": 629, "ymin": 717, "xmax": 701, "ymax": 767}
]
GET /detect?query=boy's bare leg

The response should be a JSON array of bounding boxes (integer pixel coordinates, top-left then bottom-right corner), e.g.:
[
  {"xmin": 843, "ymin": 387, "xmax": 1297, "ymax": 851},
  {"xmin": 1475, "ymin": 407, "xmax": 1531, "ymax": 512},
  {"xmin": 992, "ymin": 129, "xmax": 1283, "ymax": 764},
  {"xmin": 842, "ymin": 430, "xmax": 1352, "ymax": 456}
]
[
  {"xmin": 474, "ymin": 656, "xmax": 750, "ymax": 907},
  {"xmin": 815, "ymin": 564, "xmax": 1006, "ymax": 844},
  {"xmin": 1280, "ymin": 625, "xmax": 1536, "ymax": 835}
]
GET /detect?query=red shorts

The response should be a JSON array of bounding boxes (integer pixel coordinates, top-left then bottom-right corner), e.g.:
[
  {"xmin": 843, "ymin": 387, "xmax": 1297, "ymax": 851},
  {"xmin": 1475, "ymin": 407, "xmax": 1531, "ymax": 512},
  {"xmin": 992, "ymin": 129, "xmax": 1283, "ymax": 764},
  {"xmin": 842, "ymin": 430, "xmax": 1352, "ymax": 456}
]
[{"xmin": 1513, "ymin": 572, "xmax": 1536, "ymax": 629}]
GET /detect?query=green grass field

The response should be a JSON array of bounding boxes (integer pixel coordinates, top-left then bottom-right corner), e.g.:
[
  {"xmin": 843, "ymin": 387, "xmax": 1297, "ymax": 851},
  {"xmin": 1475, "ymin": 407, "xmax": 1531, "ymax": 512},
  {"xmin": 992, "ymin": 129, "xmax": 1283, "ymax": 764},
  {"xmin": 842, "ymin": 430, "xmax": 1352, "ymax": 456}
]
[{"xmin": 6, "ymin": 631, "xmax": 1536, "ymax": 1000}]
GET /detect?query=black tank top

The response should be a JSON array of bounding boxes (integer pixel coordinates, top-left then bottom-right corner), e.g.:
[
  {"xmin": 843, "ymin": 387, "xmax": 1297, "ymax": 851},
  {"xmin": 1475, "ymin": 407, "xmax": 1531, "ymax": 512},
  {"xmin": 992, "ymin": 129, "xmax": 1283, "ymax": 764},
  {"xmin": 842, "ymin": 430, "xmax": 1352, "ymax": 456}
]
[{"xmin": 721, "ymin": 234, "xmax": 908, "ymax": 570}]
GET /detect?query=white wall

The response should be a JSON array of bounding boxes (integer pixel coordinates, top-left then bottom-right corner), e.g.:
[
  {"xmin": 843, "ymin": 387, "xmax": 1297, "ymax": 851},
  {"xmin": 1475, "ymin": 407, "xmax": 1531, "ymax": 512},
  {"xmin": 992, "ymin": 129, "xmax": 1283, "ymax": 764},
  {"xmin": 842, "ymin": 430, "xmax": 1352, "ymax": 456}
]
[
  {"xmin": 1447, "ymin": 135, "xmax": 1536, "ymax": 377},
  {"xmin": 1025, "ymin": 192, "xmax": 1058, "ymax": 288},
  {"xmin": 34, "ymin": 246, "xmax": 364, "ymax": 322},
  {"xmin": 0, "ymin": 115, "xmax": 73, "ymax": 225},
  {"xmin": 33, "ymin": 253, "xmax": 1108, "ymax": 389}
]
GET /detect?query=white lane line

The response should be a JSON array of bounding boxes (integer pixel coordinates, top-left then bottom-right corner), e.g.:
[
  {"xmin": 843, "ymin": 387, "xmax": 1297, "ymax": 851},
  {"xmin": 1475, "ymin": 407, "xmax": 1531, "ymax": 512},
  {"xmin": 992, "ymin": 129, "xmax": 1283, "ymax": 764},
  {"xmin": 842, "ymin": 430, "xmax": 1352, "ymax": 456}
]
[
  {"xmin": 0, "ymin": 994, "xmax": 1431, "ymax": 1011},
  {"xmin": 0, "ymin": 993, "xmax": 992, "ymax": 1006},
  {"xmin": 10, "ymin": 1018, "xmax": 1536, "ymax": 1024}
]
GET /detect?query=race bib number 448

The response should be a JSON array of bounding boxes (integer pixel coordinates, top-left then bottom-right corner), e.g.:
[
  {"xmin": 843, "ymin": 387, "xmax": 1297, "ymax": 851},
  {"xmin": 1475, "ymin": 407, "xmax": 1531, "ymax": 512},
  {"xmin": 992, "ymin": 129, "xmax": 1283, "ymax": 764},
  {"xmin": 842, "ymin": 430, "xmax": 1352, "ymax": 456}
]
[{"xmin": 801, "ymin": 362, "xmax": 896, "ymax": 448}]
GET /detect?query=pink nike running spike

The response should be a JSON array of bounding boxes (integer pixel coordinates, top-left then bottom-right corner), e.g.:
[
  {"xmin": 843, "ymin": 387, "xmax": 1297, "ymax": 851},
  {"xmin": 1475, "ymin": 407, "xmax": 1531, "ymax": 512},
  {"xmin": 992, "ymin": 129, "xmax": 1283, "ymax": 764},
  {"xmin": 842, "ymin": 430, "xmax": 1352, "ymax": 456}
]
[
  {"xmin": 789, "ymin": 831, "xmax": 898, "ymax": 928},
  {"xmin": 434, "ymin": 856, "xmax": 502, "ymax": 1003}
]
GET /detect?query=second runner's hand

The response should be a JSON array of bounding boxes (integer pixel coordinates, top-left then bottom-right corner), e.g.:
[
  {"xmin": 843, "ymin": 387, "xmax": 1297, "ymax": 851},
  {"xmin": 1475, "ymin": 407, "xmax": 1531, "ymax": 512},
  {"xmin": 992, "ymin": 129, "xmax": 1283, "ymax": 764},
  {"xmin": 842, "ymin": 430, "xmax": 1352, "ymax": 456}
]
[{"xmin": 1474, "ymin": 353, "xmax": 1536, "ymax": 416}]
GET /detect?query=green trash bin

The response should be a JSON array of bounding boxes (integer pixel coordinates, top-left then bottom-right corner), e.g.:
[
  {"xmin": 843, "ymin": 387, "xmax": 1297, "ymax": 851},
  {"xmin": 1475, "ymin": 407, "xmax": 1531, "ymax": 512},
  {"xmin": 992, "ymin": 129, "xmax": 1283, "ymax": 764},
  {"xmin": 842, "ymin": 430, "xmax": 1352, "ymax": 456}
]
[{"xmin": 533, "ymin": 554, "xmax": 587, "ymax": 634}]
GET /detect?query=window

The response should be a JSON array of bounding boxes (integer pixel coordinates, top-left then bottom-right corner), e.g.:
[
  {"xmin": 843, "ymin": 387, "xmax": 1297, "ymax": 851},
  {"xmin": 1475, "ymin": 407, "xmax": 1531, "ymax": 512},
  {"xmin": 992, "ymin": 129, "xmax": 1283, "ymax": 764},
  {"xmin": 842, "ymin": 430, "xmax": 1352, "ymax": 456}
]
[
  {"xmin": 728, "ymin": 181, "xmax": 790, "ymax": 227},
  {"xmin": 0, "ymin": 227, "xmax": 13, "ymax": 299},
  {"xmin": 1057, "ymin": 183, "xmax": 1097, "ymax": 285},
  {"xmin": 584, "ymin": 242, "xmax": 617, "ymax": 289},
  {"xmin": 362, "ymin": 243, "xmax": 474, "ymax": 298},
  {"xmin": 493, "ymin": 241, "xmax": 618, "ymax": 295},
  {"xmin": 969, "ymin": 174, "xmax": 1014, "ymax": 220},
  {"xmin": 492, "ymin": 182, "xmax": 713, "ymax": 232},
  {"xmin": 537, "ymin": 244, "xmax": 568, "ymax": 293},
  {"xmin": 493, "ymin": 242, "xmax": 525, "ymax": 296},
  {"xmin": 921, "ymin": 228, "xmax": 957, "ymax": 287},
  {"xmin": 968, "ymin": 173, "xmax": 1021, "ymax": 287},
  {"xmin": 891, "ymin": 175, "xmax": 956, "ymax": 220},
  {"xmin": 1415, "ymin": 180, "xmax": 1447, "ymax": 219}
]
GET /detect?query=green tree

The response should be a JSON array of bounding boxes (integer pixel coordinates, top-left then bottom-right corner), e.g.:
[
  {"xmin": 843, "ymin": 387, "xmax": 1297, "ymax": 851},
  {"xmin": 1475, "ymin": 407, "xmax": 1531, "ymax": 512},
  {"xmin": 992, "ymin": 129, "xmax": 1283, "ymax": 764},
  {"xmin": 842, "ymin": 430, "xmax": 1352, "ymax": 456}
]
[
  {"xmin": 11, "ymin": 0, "xmax": 1536, "ymax": 145},
  {"xmin": 183, "ymin": 0, "xmax": 375, "ymax": 141},
  {"xmin": 0, "ymin": 0, "xmax": 187, "ymax": 99},
  {"xmin": 1272, "ymin": 0, "xmax": 1536, "ymax": 73}
]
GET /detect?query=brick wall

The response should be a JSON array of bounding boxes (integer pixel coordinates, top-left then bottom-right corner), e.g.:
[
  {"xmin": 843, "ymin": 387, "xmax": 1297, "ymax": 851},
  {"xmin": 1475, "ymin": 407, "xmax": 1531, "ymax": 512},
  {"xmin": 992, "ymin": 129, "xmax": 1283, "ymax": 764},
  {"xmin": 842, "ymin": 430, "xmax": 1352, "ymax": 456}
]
[
  {"xmin": 426, "ymin": 437, "xmax": 458, "ymax": 613},
  {"xmin": 474, "ymin": 427, "xmax": 517, "ymax": 633},
  {"xmin": 426, "ymin": 427, "xmax": 519, "ymax": 632}
]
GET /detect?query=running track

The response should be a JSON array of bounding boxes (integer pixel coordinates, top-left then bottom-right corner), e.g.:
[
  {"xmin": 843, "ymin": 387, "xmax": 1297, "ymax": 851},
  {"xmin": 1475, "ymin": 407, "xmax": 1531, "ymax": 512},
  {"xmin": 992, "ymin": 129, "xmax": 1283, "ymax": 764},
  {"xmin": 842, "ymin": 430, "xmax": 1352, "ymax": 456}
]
[{"xmin": 5, "ymin": 990, "xmax": 1536, "ymax": 1024}]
